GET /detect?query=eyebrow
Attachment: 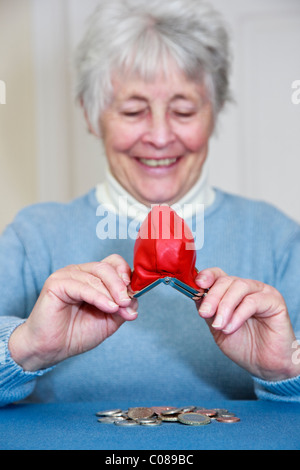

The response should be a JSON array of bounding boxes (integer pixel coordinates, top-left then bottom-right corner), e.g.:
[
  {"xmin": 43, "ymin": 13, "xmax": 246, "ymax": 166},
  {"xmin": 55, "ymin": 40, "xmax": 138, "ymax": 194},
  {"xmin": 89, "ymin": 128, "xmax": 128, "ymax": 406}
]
[
  {"xmin": 122, "ymin": 93, "xmax": 195, "ymax": 104},
  {"xmin": 122, "ymin": 95, "xmax": 147, "ymax": 102},
  {"xmin": 172, "ymin": 94, "xmax": 191, "ymax": 101}
]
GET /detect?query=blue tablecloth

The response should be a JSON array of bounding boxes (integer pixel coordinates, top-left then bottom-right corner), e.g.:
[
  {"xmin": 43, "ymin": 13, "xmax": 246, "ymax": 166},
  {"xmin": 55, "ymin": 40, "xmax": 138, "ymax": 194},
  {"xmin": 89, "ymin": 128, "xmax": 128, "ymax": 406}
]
[{"xmin": 0, "ymin": 400, "xmax": 299, "ymax": 450}]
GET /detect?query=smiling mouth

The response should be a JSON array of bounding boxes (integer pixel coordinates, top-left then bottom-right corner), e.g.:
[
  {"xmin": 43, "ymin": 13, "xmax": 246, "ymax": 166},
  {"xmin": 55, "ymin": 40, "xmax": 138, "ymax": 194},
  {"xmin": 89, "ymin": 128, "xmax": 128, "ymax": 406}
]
[{"xmin": 137, "ymin": 157, "xmax": 180, "ymax": 168}]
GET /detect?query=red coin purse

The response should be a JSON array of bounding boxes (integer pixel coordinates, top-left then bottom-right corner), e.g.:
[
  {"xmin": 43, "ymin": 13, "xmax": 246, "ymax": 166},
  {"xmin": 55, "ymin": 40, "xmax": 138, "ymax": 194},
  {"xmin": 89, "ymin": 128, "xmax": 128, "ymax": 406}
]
[{"xmin": 130, "ymin": 205, "xmax": 206, "ymax": 300}]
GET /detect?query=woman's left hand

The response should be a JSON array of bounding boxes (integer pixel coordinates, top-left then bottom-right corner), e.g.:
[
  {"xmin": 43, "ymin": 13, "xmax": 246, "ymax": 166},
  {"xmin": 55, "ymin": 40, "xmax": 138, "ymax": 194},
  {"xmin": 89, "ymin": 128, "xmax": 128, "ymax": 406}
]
[{"xmin": 195, "ymin": 268, "xmax": 300, "ymax": 381}]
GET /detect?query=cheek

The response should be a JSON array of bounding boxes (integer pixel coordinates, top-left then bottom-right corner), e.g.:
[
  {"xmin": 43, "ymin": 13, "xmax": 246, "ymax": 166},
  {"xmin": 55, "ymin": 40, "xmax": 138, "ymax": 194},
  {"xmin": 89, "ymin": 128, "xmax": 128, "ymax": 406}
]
[
  {"xmin": 179, "ymin": 124, "xmax": 210, "ymax": 153},
  {"xmin": 105, "ymin": 123, "xmax": 144, "ymax": 154},
  {"xmin": 181, "ymin": 106, "xmax": 214, "ymax": 153}
]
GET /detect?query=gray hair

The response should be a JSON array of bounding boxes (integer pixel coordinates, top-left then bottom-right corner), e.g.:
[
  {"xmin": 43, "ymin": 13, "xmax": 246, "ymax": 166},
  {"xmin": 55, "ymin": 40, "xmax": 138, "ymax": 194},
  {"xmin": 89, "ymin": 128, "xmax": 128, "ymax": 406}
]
[{"xmin": 75, "ymin": 0, "xmax": 231, "ymax": 131}]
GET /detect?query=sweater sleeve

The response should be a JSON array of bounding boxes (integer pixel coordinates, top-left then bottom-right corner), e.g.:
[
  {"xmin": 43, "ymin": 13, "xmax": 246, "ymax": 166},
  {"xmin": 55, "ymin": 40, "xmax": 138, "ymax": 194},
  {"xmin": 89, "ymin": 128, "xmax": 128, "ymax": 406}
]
[
  {"xmin": 253, "ymin": 375, "xmax": 300, "ymax": 402},
  {"xmin": 0, "ymin": 220, "xmax": 53, "ymax": 407},
  {"xmin": 0, "ymin": 317, "xmax": 53, "ymax": 407}
]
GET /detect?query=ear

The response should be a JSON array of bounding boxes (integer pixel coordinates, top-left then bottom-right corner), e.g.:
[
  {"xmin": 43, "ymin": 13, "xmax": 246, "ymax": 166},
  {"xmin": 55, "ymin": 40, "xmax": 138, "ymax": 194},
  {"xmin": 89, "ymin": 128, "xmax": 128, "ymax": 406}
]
[{"xmin": 80, "ymin": 98, "xmax": 100, "ymax": 138}]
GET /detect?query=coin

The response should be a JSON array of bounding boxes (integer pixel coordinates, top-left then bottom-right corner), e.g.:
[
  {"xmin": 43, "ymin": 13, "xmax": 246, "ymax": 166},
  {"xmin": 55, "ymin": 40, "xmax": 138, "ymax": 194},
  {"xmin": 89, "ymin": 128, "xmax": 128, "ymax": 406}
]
[
  {"xmin": 159, "ymin": 414, "xmax": 179, "ymax": 422},
  {"xmin": 180, "ymin": 406, "xmax": 196, "ymax": 413},
  {"xmin": 195, "ymin": 409, "xmax": 217, "ymax": 417},
  {"xmin": 127, "ymin": 407, "xmax": 154, "ymax": 420},
  {"xmin": 97, "ymin": 416, "xmax": 118, "ymax": 424},
  {"xmin": 213, "ymin": 408, "xmax": 228, "ymax": 414},
  {"xmin": 96, "ymin": 408, "xmax": 123, "ymax": 417},
  {"xmin": 216, "ymin": 416, "xmax": 240, "ymax": 423},
  {"xmin": 114, "ymin": 419, "xmax": 140, "ymax": 426},
  {"xmin": 112, "ymin": 414, "xmax": 128, "ymax": 421},
  {"xmin": 178, "ymin": 413, "xmax": 211, "ymax": 426},
  {"xmin": 95, "ymin": 405, "xmax": 240, "ymax": 427},
  {"xmin": 160, "ymin": 407, "xmax": 183, "ymax": 416},
  {"xmin": 151, "ymin": 406, "xmax": 177, "ymax": 414},
  {"xmin": 140, "ymin": 419, "xmax": 162, "ymax": 426},
  {"xmin": 137, "ymin": 417, "xmax": 158, "ymax": 424}
]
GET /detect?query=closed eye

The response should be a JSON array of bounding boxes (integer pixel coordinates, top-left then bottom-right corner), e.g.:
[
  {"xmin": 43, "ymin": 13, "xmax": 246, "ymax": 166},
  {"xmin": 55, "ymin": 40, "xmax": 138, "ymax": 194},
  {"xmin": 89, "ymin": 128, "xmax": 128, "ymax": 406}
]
[
  {"xmin": 174, "ymin": 111, "xmax": 195, "ymax": 117},
  {"xmin": 172, "ymin": 110, "xmax": 196, "ymax": 119},
  {"xmin": 122, "ymin": 110, "xmax": 145, "ymax": 117}
]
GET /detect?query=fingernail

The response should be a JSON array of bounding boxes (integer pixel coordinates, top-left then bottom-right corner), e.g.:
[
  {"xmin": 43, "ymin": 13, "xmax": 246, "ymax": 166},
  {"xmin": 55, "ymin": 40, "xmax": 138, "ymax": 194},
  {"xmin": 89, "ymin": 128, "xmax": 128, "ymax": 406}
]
[
  {"xmin": 197, "ymin": 275, "xmax": 207, "ymax": 284},
  {"xmin": 199, "ymin": 303, "xmax": 211, "ymax": 315},
  {"xmin": 212, "ymin": 315, "xmax": 223, "ymax": 329},
  {"xmin": 121, "ymin": 274, "xmax": 131, "ymax": 285},
  {"xmin": 108, "ymin": 301, "xmax": 118, "ymax": 309},
  {"xmin": 222, "ymin": 322, "xmax": 233, "ymax": 333},
  {"xmin": 126, "ymin": 307, "xmax": 138, "ymax": 316},
  {"xmin": 120, "ymin": 290, "xmax": 130, "ymax": 302}
]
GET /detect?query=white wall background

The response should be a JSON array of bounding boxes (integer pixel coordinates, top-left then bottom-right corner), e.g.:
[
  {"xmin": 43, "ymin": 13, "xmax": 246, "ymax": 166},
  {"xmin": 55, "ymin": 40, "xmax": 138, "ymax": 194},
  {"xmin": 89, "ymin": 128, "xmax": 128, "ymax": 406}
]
[
  {"xmin": 0, "ymin": 0, "xmax": 299, "ymax": 233},
  {"xmin": 0, "ymin": 0, "xmax": 38, "ymax": 231}
]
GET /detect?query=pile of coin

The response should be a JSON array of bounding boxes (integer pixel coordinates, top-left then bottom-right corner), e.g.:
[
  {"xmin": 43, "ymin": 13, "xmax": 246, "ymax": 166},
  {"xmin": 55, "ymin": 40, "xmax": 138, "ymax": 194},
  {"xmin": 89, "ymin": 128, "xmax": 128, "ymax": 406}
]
[{"xmin": 96, "ymin": 405, "xmax": 240, "ymax": 427}]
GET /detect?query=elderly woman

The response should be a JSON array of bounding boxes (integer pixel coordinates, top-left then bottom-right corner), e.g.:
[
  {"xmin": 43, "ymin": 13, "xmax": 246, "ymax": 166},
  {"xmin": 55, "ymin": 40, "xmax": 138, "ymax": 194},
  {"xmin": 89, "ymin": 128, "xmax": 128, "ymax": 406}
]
[{"xmin": 0, "ymin": 0, "xmax": 300, "ymax": 407}]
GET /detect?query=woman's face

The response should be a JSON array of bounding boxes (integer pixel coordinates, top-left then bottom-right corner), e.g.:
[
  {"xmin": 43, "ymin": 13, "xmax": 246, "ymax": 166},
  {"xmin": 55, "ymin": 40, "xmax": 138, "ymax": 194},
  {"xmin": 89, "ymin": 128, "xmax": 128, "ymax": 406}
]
[{"xmin": 98, "ymin": 65, "xmax": 214, "ymax": 206}]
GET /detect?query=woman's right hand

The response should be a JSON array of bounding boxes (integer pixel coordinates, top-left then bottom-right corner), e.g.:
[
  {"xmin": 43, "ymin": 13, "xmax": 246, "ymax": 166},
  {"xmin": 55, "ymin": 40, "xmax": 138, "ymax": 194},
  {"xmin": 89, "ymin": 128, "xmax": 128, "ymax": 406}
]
[{"xmin": 8, "ymin": 255, "xmax": 138, "ymax": 372}]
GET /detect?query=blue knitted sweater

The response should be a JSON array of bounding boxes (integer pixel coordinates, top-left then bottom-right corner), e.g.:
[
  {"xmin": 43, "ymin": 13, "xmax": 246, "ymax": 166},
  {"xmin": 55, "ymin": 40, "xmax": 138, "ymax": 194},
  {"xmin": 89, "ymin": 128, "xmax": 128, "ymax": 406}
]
[{"xmin": 0, "ymin": 188, "xmax": 300, "ymax": 406}]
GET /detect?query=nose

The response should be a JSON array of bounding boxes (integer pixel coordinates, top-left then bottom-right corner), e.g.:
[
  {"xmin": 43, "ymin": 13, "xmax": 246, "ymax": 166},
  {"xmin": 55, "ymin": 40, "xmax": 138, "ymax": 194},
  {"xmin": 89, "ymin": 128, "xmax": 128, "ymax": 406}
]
[{"xmin": 142, "ymin": 110, "xmax": 175, "ymax": 149}]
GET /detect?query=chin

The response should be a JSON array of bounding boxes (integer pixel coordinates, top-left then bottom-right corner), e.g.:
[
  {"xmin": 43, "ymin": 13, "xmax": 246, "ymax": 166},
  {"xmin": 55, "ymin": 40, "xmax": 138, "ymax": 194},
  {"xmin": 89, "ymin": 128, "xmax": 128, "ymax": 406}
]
[
  {"xmin": 128, "ymin": 177, "xmax": 186, "ymax": 206},
  {"xmin": 138, "ymin": 191, "xmax": 181, "ymax": 206}
]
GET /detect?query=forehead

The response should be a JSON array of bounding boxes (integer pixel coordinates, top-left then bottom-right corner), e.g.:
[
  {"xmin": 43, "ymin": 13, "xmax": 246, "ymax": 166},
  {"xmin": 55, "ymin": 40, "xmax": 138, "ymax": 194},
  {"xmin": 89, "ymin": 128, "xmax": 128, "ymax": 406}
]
[{"xmin": 111, "ymin": 66, "xmax": 206, "ymax": 103}]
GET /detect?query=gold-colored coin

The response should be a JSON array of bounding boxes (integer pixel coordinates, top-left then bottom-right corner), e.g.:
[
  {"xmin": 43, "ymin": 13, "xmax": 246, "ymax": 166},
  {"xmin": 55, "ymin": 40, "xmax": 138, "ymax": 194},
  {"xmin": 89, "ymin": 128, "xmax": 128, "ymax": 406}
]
[{"xmin": 159, "ymin": 414, "xmax": 179, "ymax": 422}]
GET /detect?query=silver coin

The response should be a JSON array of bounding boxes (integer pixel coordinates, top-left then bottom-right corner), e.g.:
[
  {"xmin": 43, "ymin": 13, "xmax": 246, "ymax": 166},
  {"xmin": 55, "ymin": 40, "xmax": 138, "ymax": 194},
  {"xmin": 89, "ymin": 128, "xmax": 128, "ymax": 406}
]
[
  {"xmin": 178, "ymin": 413, "xmax": 211, "ymax": 426},
  {"xmin": 180, "ymin": 406, "xmax": 196, "ymax": 413},
  {"xmin": 114, "ymin": 419, "xmax": 140, "ymax": 426},
  {"xmin": 97, "ymin": 416, "xmax": 118, "ymax": 424},
  {"xmin": 213, "ymin": 408, "xmax": 228, "ymax": 414},
  {"xmin": 113, "ymin": 415, "xmax": 128, "ymax": 421},
  {"xmin": 160, "ymin": 407, "xmax": 183, "ymax": 416},
  {"xmin": 136, "ymin": 417, "xmax": 158, "ymax": 424},
  {"xmin": 151, "ymin": 406, "xmax": 177, "ymax": 415},
  {"xmin": 140, "ymin": 419, "xmax": 162, "ymax": 426},
  {"xmin": 96, "ymin": 408, "xmax": 123, "ymax": 417}
]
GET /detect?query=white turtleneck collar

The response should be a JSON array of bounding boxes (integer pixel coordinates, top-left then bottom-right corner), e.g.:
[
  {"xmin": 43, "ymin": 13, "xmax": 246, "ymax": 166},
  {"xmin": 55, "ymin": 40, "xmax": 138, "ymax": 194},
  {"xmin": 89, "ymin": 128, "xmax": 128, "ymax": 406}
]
[{"xmin": 95, "ymin": 162, "xmax": 215, "ymax": 222}]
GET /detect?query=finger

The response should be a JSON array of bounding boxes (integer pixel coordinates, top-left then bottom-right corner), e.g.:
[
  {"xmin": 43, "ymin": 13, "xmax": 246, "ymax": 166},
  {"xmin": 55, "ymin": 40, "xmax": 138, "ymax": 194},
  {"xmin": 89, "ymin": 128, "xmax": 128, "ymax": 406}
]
[
  {"xmin": 220, "ymin": 293, "xmax": 261, "ymax": 334},
  {"xmin": 116, "ymin": 298, "xmax": 139, "ymax": 321},
  {"xmin": 77, "ymin": 262, "xmax": 132, "ymax": 307},
  {"xmin": 45, "ymin": 277, "xmax": 121, "ymax": 314},
  {"xmin": 53, "ymin": 264, "xmax": 129, "ymax": 307},
  {"xmin": 221, "ymin": 289, "xmax": 286, "ymax": 335},
  {"xmin": 210, "ymin": 278, "xmax": 263, "ymax": 330},
  {"xmin": 102, "ymin": 254, "xmax": 132, "ymax": 286},
  {"xmin": 195, "ymin": 267, "xmax": 227, "ymax": 290},
  {"xmin": 198, "ymin": 274, "xmax": 233, "ymax": 319}
]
